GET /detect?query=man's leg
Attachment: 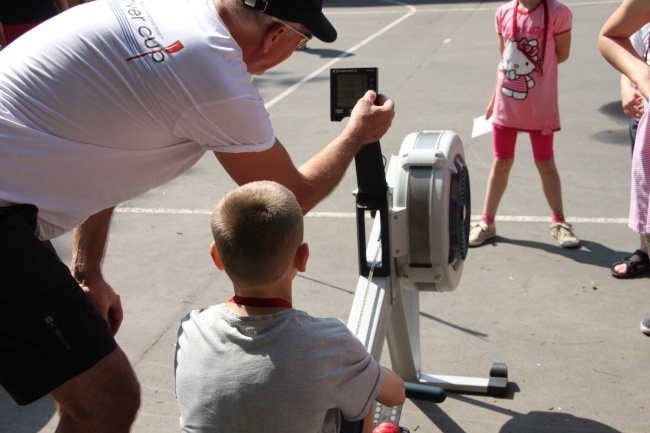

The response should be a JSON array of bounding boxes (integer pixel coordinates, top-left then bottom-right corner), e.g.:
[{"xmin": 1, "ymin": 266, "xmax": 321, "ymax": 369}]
[
  {"xmin": 0, "ymin": 204, "xmax": 140, "ymax": 430},
  {"xmin": 52, "ymin": 347, "xmax": 140, "ymax": 433}
]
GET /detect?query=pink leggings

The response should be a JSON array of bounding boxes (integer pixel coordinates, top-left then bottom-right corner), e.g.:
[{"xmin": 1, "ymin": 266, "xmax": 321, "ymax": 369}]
[{"xmin": 492, "ymin": 124, "xmax": 554, "ymax": 161}]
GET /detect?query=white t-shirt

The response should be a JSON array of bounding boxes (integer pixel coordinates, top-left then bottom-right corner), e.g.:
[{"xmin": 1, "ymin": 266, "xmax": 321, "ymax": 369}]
[
  {"xmin": 0, "ymin": 0, "xmax": 275, "ymax": 240},
  {"xmin": 630, "ymin": 23, "xmax": 650, "ymax": 60}
]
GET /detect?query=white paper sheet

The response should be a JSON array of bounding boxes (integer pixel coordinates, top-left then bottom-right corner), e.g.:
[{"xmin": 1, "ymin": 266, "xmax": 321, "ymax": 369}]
[{"xmin": 472, "ymin": 115, "xmax": 493, "ymax": 138}]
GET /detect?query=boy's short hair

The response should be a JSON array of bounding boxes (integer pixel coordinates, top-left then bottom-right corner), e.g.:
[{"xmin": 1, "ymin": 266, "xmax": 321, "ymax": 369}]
[{"xmin": 211, "ymin": 181, "xmax": 303, "ymax": 286}]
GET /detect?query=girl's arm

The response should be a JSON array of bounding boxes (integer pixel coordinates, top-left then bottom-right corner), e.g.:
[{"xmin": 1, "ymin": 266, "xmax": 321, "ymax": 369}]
[
  {"xmin": 555, "ymin": 31, "xmax": 571, "ymax": 64},
  {"xmin": 486, "ymin": 35, "xmax": 506, "ymax": 119},
  {"xmin": 599, "ymin": 0, "xmax": 650, "ymax": 99},
  {"xmin": 621, "ymin": 74, "xmax": 644, "ymax": 118}
]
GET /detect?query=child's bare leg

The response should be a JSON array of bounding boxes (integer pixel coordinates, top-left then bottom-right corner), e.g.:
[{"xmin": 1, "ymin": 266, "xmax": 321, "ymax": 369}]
[
  {"xmin": 482, "ymin": 158, "xmax": 514, "ymax": 217},
  {"xmin": 534, "ymin": 158, "xmax": 564, "ymax": 216}
]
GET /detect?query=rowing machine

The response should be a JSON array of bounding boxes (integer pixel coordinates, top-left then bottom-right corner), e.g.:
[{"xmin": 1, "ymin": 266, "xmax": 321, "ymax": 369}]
[{"xmin": 330, "ymin": 68, "xmax": 508, "ymax": 414}]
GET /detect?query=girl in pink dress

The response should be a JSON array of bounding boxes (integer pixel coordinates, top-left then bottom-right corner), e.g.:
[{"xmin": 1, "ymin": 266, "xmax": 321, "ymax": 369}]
[{"xmin": 470, "ymin": 0, "xmax": 578, "ymax": 248}]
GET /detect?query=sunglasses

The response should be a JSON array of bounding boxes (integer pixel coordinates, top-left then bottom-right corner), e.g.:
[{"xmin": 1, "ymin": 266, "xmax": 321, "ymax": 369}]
[{"xmin": 270, "ymin": 16, "xmax": 312, "ymax": 49}]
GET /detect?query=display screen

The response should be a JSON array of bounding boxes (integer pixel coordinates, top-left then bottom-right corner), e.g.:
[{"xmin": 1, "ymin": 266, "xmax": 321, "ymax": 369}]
[
  {"xmin": 337, "ymin": 74, "xmax": 368, "ymax": 108},
  {"xmin": 330, "ymin": 67, "xmax": 377, "ymax": 121}
]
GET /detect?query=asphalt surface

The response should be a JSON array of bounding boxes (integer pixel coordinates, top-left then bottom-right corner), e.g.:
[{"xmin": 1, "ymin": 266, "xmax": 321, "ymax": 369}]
[{"xmin": 2, "ymin": 1, "xmax": 649, "ymax": 432}]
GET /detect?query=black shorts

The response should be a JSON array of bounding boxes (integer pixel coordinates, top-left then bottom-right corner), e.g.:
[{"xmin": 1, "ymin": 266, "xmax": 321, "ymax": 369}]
[{"xmin": 0, "ymin": 204, "xmax": 117, "ymax": 405}]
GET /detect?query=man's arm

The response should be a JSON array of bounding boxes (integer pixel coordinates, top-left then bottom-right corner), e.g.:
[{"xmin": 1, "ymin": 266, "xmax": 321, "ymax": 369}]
[
  {"xmin": 215, "ymin": 90, "xmax": 395, "ymax": 214},
  {"xmin": 71, "ymin": 207, "xmax": 123, "ymax": 335}
]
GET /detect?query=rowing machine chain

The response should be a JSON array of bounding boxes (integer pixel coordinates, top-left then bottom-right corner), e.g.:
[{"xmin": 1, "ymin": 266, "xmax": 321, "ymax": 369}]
[{"xmin": 354, "ymin": 240, "xmax": 383, "ymax": 336}]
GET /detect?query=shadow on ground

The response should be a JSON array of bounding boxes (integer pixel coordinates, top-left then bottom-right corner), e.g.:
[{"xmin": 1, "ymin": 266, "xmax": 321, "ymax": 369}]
[
  {"xmin": 477, "ymin": 236, "xmax": 644, "ymax": 272},
  {"xmin": 0, "ymin": 388, "xmax": 55, "ymax": 433},
  {"xmin": 412, "ymin": 393, "xmax": 621, "ymax": 433}
]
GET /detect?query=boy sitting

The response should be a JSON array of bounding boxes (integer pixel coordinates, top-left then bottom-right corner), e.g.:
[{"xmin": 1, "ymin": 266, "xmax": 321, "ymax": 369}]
[{"xmin": 174, "ymin": 181, "xmax": 405, "ymax": 433}]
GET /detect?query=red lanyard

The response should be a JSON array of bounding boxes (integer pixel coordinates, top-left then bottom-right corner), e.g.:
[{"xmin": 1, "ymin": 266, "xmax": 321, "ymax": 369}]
[
  {"xmin": 228, "ymin": 295, "xmax": 292, "ymax": 309},
  {"xmin": 512, "ymin": 0, "xmax": 548, "ymax": 75}
]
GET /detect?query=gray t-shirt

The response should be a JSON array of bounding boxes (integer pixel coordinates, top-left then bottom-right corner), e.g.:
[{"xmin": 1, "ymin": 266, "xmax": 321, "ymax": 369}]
[{"xmin": 174, "ymin": 304, "xmax": 383, "ymax": 433}]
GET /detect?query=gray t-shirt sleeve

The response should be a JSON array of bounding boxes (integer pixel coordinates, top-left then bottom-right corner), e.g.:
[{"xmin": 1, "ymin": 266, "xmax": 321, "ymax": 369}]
[{"xmin": 327, "ymin": 322, "xmax": 384, "ymax": 420}]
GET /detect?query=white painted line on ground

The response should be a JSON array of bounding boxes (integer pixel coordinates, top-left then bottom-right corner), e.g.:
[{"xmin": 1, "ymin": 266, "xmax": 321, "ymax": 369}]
[{"xmin": 115, "ymin": 207, "xmax": 627, "ymax": 224}]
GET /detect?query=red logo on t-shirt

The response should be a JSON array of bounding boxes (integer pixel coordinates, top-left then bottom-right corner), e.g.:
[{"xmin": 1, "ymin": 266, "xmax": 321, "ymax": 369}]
[{"xmin": 126, "ymin": 40, "xmax": 184, "ymax": 62}]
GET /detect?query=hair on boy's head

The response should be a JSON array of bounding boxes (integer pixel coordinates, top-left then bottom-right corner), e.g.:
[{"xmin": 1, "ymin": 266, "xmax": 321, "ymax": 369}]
[{"xmin": 211, "ymin": 181, "xmax": 304, "ymax": 286}]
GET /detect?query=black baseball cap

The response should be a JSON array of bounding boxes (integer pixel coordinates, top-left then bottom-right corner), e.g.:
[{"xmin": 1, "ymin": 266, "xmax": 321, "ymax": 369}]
[{"xmin": 241, "ymin": 0, "xmax": 337, "ymax": 43}]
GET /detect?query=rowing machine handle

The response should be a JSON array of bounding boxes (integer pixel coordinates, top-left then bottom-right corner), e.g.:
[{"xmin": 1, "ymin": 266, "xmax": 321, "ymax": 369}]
[{"xmin": 404, "ymin": 382, "xmax": 447, "ymax": 403}]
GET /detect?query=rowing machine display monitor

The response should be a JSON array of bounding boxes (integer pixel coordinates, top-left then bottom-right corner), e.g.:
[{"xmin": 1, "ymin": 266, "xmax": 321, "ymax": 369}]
[{"xmin": 330, "ymin": 67, "xmax": 378, "ymax": 121}]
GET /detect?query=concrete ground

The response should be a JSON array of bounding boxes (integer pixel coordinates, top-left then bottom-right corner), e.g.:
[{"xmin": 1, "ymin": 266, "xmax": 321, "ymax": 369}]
[{"xmin": 2, "ymin": 0, "xmax": 649, "ymax": 432}]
